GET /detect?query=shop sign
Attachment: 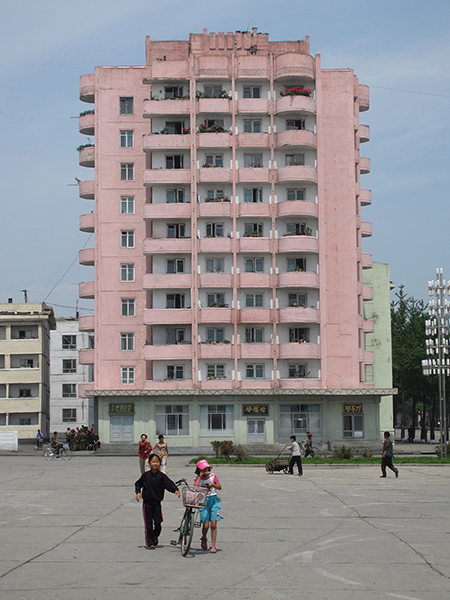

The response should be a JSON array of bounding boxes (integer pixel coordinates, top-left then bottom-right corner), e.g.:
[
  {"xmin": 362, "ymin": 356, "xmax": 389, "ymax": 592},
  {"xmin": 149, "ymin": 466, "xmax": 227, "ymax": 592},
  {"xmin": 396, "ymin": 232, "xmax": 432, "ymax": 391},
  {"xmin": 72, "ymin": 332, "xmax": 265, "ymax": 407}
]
[
  {"xmin": 343, "ymin": 403, "xmax": 363, "ymax": 414},
  {"xmin": 109, "ymin": 403, "xmax": 135, "ymax": 416},
  {"xmin": 242, "ymin": 404, "xmax": 269, "ymax": 416}
]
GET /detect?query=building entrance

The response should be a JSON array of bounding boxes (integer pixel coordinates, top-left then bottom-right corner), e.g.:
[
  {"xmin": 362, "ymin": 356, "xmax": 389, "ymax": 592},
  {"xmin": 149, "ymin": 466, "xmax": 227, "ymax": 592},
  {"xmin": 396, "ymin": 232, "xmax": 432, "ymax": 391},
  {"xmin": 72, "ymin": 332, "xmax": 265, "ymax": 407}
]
[
  {"xmin": 110, "ymin": 415, "xmax": 134, "ymax": 442},
  {"xmin": 247, "ymin": 418, "xmax": 266, "ymax": 443}
]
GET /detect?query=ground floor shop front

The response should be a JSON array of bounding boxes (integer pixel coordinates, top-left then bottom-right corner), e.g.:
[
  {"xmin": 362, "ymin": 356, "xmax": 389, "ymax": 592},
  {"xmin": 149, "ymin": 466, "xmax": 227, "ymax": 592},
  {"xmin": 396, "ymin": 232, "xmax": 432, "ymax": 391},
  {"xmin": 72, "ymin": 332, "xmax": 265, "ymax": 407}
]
[{"xmin": 90, "ymin": 389, "xmax": 395, "ymax": 451}]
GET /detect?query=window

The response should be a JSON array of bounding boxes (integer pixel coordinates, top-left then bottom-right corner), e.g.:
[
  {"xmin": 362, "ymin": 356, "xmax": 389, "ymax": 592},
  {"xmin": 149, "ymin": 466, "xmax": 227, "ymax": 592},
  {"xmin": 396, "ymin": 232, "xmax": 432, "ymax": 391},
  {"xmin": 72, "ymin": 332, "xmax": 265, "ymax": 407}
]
[
  {"xmin": 245, "ymin": 257, "xmax": 264, "ymax": 273},
  {"xmin": 167, "ymin": 258, "xmax": 185, "ymax": 274},
  {"xmin": 19, "ymin": 418, "xmax": 32, "ymax": 426},
  {"xmin": 19, "ymin": 389, "xmax": 31, "ymax": 398},
  {"xmin": 166, "ymin": 294, "xmax": 185, "ymax": 309},
  {"xmin": 120, "ymin": 130, "xmax": 133, "ymax": 147},
  {"xmin": 243, "ymin": 119, "xmax": 261, "ymax": 133},
  {"xmin": 207, "ymin": 364, "xmax": 225, "ymax": 379},
  {"xmin": 204, "ymin": 154, "xmax": 223, "ymax": 167},
  {"xmin": 246, "ymin": 364, "xmax": 264, "ymax": 378},
  {"xmin": 286, "ymin": 223, "xmax": 306, "ymax": 236},
  {"xmin": 20, "ymin": 359, "xmax": 34, "ymax": 368},
  {"xmin": 204, "ymin": 85, "xmax": 223, "ymax": 97},
  {"xmin": 244, "ymin": 154, "xmax": 262, "ymax": 168},
  {"xmin": 245, "ymin": 328, "xmax": 264, "ymax": 343},
  {"xmin": 199, "ymin": 404, "xmax": 234, "ymax": 434},
  {"xmin": 243, "ymin": 86, "xmax": 261, "ymax": 98},
  {"xmin": 244, "ymin": 188, "xmax": 263, "ymax": 203},
  {"xmin": 244, "ymin": 222, "xmax": 263, "ymax": 236},
  {"xmin": 120, "ymin": 97, "xmax": 133, "ymax": 115},
  {"xmin": 286, "ymin": 119, "xmax": 305, "ymax": 130},
  {"xmin": 88, "ymin": 335, "xmax": 95, "ymax": 349},
  {"xmin": 166, "ymin": 155, "xmax": 184, "ymax": 169},
  {"xmin": 245, "ymin": 293, "xmax": 263, "ymax": 308},
  {"xmin": 165, "ymin": 86, "xmax": 183, "ymax": 98},
  {"xmin": 287, "ymin": 258, "xmax": 306, "ymax": 272},
  {"xmin": 156, "ymin": 404, "xmax": 189, "ymax": 435},
  {"xmin": 121, "ymin": 196, "xmax": 135, "ymax": 214},
  {"xmin": 206, "ymin": 222, "xmax": 224, "ymax": 238},
  {"xmin": 206, "ymin": 258, "xmax": 224, "ymax": 273},
  {"xmin": 166, "ymin": 189, "xmax": 185, "ymax": 203},
  {"xmin": 206, "ymin": 328, "xmax": 225, "ymax": 342},
  {"xmin": 205, "ymin": 189, "xmax": 225, "ymax": 200},
  {"xmin": 289, "ymin": 328, "xmax": 310, "ymax": 343},
  {"xmin": 165, "ymin": 121, "xmax": 185, "ymax": 134},
  {"xmin": 18, "ymin": 330, "xmax": 34, "ymax": 339},
  {"xmin": 205, "ymin": 119, "xmax": 224, "ymax": 128},
  {"xmin": 167, "ymin": 223, "xmax": 186, "ymax": 238},
  {"xmin": 288, "ymin": 364, "xmax": 307, "ymax": 378},
  {"xmin": 62, "ymin": 335, "xmax": 76, "ymax": 350},
  {"xmin": 121, "ymin": 263, "xmax": 135, "ymax": 282},
  {"xmin": 121, "ymin": 163, "xmax": 134, "ymax": 180},
  {"xmin": 62, "ymin": 384, "xmax": 76, "ymax": 398},
  {"xmin": 120, "ymin": 333, "xmax": 134, "ymax": 351},
  {"xmin": 287, "ymin": 189, "xmax": 305, "ymax": 201},
  {"xmin": 280, "ymin": 404, "xmax": 321, "ymax": 435},
  {"xmin": 288, "ymin": 293, "xmax": 307, "ymax": 307},
  {"xmin": 121, "ymin": 366, "xmax": 135, "ymax": 384},
  {"xmin": 286, "ymin": 154, "xmax": 305, "ymax": 166},
  {"xmin": 62, "ymin": 359, "xmax": 77, "ymax": 374},
  {"xmin": 121, "ymin": 230, "xmax": 135, "ymax": 248},
  {"xmin": 167, "ymin": 365, "xmax": 184, "ymax": 380},
  {"xmin": 121, "ymin": 298, "xmax": 135, "ymax": 316},
  {"xmin": 343, "ymin": 414, "xmax": 364, "ymax": 439},
  {"xmin": 207, "ymin": 293, "xmax": 225, "ymax": 307},
  {"xmin": 62, "ymin": 408, "xmax": 77, "ymax": 423},
  {"xmin": 166, "ymin": 329, "xmax": 186, "ymax": 344}
]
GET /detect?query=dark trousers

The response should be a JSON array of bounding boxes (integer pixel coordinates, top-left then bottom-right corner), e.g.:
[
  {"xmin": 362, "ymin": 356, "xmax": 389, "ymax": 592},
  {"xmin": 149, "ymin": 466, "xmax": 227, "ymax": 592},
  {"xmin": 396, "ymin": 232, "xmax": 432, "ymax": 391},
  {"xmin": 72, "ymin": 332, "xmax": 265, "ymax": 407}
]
[
  {"xmin": 381, "ymin": 456, "xmax": 398, "ymax": 477},
  {"xmin": 143, "ymin": 502, "xmax": 163, "ymax": 546},
  {"xmin": 289, "ymin": 455, "xmax": 303, "ymax": 475}
]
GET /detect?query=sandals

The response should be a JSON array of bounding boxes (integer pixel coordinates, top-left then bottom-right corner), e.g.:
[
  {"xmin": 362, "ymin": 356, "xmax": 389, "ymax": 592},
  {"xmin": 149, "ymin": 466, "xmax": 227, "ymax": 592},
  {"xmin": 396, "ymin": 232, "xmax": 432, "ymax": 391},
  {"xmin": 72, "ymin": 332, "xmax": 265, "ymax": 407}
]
[{"xmin": 210, "ymin": 547, "xmax": 217, "ymax": 553}]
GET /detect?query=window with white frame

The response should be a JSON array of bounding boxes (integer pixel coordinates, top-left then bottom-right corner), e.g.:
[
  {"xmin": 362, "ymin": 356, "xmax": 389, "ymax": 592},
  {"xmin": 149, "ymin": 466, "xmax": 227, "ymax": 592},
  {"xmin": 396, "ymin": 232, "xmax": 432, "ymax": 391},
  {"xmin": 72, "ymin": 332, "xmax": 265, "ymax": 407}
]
[
  {"xmin": 165, "ymin": 121, "xmax": 185, "ymax": 134},
  {"xmin": 246, "ymin": 364, "xmax": 264, "ymax": 378},
  {"xmin": 167, "ymin": 365, "xmax": 184, "ymax": 380},
  {"xmin": 246, "ymin": 293, "xmax": 263, "ymax": 307},
  {"xmin": 166, "ymin": 155, "xmax": 184, "ymax": 169},
  {"xmin": 166, "ymin": 294, "xmax": 185, "ymax": 309},
  {"xmin": 286, "ymin": 154, "xmax": 305, "ymax": 166},
  {"xmin": 119, "ymin": 97, "xmax": 133, "ymax": 115},
  {"xmin": 62, "ymin": 335, "xmax": 76, "ymax": 350},
  {"xmin": 289, "ymin": 328, "xmax": 310, "ymax": 343},
  {"xmin": 156, "ymin": 404, "xmax": 189, "ymax": 435},
  {"xmin": 206, "ymin": 222, "xmax": 224, "ymax": 238},
  {"xmin": 62, "ymin": 359, "xmax": 77, "ymax": 374},
  {"xmin": 121, "ymin": 366, "xmax": 135, "ymax": 384},
  {"xmin": 280, "ymin": 404, "xmax": 321, "ymax": 436},
  {"xmin": 243, "ymin": 119, "xmax": 261, "ymax": 133},
  {"xmin": 207, "ymin": 364, "xmax": 225, "ymax": 379},
  {"xmin": 121, "ymin": 298, "xmax": 135, "ymax": 316},
  {"xmin": 244, "ymin": 222, "xmax": 263, "ymax": 236},
  {"xmin": 286, "ymin": 119, "xmax": 305, "ymax": 130},
  {"xmin": 205, "ymin": 189, "xmax": 225, "ymax": 200},
  {"xmin": 288, "ymin": 364, "xmax": 307, "ymax": 378},
  {"xmin": 204, "ymin": 118, "xmax": 224, "ymax": 128},
  {"xmin": 204, "ymin": 85, "xmax": 223, "ymax": 97},
  {"xmin": 167, "ymin": 258, "xmax": 185, "ymax": 274},
  {"xmin": 121, "ymin": 196, "xmax": 135, "ymax": 214},
  {"xmin": 204, "ymin": 154, "xmax": 223, "ymax": 167},
  {"xmin": 245, "ymin": 328, "xmax": 264, "ymax": 343},
  {"xmin": 62, "ymin": 384, "xmax": 76, "ymax": 398},
  {"xmin": 206, "ymin": 293, "xmax": 225, "ymax": 307},
  {"xmin": 19, "ymin": 418, "xmax": 32, "ymax": 426},
  {"xmin": 343, "ymin": 414, "xmax": 364, "ymax": 439},
  {"xmin": 243, "ymin": 85, "xmax": 261, "ymax": 98},
  {"xmin": 199, "ymin": 404, "xmax": 234, "ymax": 434},
  {"xmin": 244, "ymin": 188, "xmax": 263, "ymax": 203},
  {"xmin": 121, "ymin": 163, "xmax": 134, "ymax": 180},
  {"xmin": 167, "ymin": 223, "xmax": 186, "ymax": 238},
  {"xmin": 120, "ymin": 130, "xmax": 134, "ymax": 147},
  {"xmin": 166, "ymin": 189, "xmax": 185, "ymax": 203},
  {"xmin": 244, "ymin": 154, "xmax": 262, "ymax": 168},
  {"xmin": 245, "ymin": 257, "xmax": 264, "ymax": 273},
  {"xmin": 206, "ymin": 258, "xmax": 224, "ymax": 273},
  {"xmin": 120, "ymin": 333, "xmax": 134, "ymax": 351},
  {"xmin": 166, "ymin": 329, "xmax": 186, "ymax": 344},
  {"xmin": 287, "ymin": 189, "xmax": 305, "ymax": 201},
  {"xmin": 287, "ymin": 258, "xmax": 306, "ymax": 272},
  {"xmin": 206, "ymin": 328, "xmax": 225, "ymax": 343},
  {"xmin": 62, "ymin": 408, "xmax": 77, "ymax": 423},
  {"xmin": 286, "ymin": 223, "xmax": 307, "ymax": 236},
  {"xmin": 121, "ymin": 263, "xmax": 135, "ymax": 282},
  {"xmin": 121, "ymin": 230, "xmax": 135, "ymax": 248},
  {"xmin": 288, "ymin": 293, "xmax": 307, "ymax": 307}
]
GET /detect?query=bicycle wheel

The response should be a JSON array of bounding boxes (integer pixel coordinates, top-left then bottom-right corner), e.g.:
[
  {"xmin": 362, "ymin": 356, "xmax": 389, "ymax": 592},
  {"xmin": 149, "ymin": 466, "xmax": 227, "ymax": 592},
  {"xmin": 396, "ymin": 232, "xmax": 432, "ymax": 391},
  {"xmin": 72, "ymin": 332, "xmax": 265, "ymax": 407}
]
[
  {"xmin": 61, "ymin": 447, "xmax": 73, "ymax": 461},
  {"xmin": 180, "ymin": 509, "xmax": 196, "ymax": 557},
  {"xmin": 43, "ymin": 448, "xmax": 54, "ymax": 461}
]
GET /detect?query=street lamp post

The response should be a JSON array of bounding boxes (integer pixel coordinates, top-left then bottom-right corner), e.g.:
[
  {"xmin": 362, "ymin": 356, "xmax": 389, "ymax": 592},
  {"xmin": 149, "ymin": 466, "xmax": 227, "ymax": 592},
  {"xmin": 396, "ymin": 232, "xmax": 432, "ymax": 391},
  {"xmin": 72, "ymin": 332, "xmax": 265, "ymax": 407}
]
[{"xmin": 422, "ymin": 268, "xmax": 450, "ymax": 458}]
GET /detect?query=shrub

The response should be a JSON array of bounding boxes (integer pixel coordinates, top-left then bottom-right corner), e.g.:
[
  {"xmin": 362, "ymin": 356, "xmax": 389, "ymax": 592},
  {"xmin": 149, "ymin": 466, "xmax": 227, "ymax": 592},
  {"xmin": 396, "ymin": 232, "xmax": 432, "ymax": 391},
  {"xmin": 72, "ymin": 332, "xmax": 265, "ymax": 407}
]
[
  {"xmin": 211, "ymin": 441, "xmax": 222, "ymax": 457},
  {"xmin": 233, "ymin": 444, "xmax": 248, "ymax": 462},
  {"xmin": 435, "ymin": 442, "xmax": 450, "ymax": 458},
  {"xmin": 355, "ymin": 448, "xmax": 373, "ymax": 458},
  {"xmin": 332, "ymin": 445, "xmax": 354, "ymax": 460}
]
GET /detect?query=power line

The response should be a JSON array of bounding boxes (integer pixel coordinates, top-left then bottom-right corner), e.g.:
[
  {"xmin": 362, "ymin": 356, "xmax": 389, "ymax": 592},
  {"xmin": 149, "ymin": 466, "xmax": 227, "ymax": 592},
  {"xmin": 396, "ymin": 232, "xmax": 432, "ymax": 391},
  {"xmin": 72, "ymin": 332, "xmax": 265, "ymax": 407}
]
[{"xmin": 370, "ymin": 85, "xmax": 450, "ymax": 98}]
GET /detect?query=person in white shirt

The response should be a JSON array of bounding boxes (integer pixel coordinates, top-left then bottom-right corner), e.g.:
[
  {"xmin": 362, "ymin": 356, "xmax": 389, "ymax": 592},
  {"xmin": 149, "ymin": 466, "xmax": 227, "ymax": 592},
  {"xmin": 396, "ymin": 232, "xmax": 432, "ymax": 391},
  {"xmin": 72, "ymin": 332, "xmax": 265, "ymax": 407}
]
[{"xmin": 286, "ymin": 435, "xmax": 303, "ymax": 476}]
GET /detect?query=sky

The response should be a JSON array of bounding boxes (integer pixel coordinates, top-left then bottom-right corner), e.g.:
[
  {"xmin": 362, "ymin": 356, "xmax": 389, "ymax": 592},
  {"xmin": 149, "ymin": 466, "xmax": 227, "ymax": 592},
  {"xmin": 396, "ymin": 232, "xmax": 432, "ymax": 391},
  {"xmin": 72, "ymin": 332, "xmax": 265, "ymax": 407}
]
[{"xmin": 1, "ymin": 0, "xmax": 449, "ymax": 317}]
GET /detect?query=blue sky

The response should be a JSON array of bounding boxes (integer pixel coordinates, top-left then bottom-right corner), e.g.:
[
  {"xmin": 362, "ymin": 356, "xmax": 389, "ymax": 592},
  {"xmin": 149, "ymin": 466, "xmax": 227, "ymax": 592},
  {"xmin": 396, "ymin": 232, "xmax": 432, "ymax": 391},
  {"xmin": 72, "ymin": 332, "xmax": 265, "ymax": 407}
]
[{"xmin": 1, "ymin": 0, "xmax": 449, "ymax": 316}]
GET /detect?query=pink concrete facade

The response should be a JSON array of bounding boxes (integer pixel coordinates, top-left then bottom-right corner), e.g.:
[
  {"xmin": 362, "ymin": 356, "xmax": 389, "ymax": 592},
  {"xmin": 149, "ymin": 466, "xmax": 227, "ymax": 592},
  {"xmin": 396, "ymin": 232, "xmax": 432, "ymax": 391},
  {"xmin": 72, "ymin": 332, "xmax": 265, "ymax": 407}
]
[{"xmin": 77, "ymin": 29, "xmax": 390, "ymax": 446}]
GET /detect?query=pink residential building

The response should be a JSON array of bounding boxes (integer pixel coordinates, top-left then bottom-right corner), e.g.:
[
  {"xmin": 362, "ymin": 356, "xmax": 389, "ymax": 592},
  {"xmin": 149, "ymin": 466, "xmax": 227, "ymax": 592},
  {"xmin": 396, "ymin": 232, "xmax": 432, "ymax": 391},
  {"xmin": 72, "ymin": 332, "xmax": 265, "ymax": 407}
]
[{"xmin": 77, "ymin": 29, "xmax": 394, "ymax": 449}]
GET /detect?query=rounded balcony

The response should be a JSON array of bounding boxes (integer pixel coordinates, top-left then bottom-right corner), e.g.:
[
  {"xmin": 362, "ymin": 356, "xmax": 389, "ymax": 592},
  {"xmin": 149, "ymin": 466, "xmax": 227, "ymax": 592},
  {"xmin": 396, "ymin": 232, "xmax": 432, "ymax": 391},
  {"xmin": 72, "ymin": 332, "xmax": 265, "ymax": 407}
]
[
  {"xmin": 238, "ymin": 203, "xmax": 270, "ymax": 218},
  {"xmin": 363, "ymin": 319, "xmax": 374, "ymax": 334},
  {"xmin": 143, "ymin": 273, "xmax": 192, "ymax": 289},
  {"xmin": 198, "ymin": 98, "xmax": 231, "ymax": 114},
  {"xmin": 237, "ymin": 132, "xmax": 270, "ymax": 148},
  {"xmin": 276, "ymin": 165, "xmax": 316, "ymax": 184},
  {"xmin": 362, "ymin": 253, "xmax": 373, "ymax": 270},
  {"xmin": 78, "ymin": 281, "xmax": 94, "ymax": 299},
  {"xmin": 237, "ymin": 308, "xmax": 271, "ymax": 323},
  {"xmin": 359, "ymin": 124, "xmax": 370, "ymax": 143},
  {"xmin": 278, "ymin": 342, "xmax": 320, "ymax": 360},
  {"xmin": 277, "ymin": 272, "xmax": 319, "ymax": 288},
  {"xmin": 78, "ymin": 315, "xmax": 95, "ymax": 331},
  {"xmin": 144, "ymin": 344, "xmax": 193, "ymax": 361},
  {"xmin": 199, "ymin": 273, "xmax": 233, "ymax": 288},
  {"xmin": 238, "ymin": 237, "xmax": 272, "ymax": 254},
  {"xmin": 238, "ymin": 167, "xmax": 270, "ymax": 183},
  {"xmin": 198, "ymin": 344, "xmax": 233, "ymax": 360},
  {"xmin": 79, "ymin": 73, "xmax": 95, "ymax": 103},
  {"xmin": 358, "ymin": 85, "xmax": 370, "ymax": 112},
  {"xmin": 359, "ymin": 189, "xmax": 372, "ymax": 206},
  {"xmin": 278, "ymin": 307, "xmax": 318, "ymax": 323},
  {"xmin": 198, "ymin": 132, "xmax": 232, "ymax": 148},
  {"xmin": 79, "ymin": 146, "xmax": 95, "ymax": 168},
  {"xmin": 79, "ymin": 213, "xmax": 95, "ymax": 233},
  {"xmin": 143, "ymin": 308, "xmax": 192, "ymax": 325},
  {"xmin": 79, "ymin": 112, "xmax": 94, "ymax": 135},
  {"xmin": 277, "ymin": 235, "xmax": 318, "ymax": 254},
  {"xmin": 198, "ymin": 238, "xmax": 232, "ymax": 253},
  {"xmin": 79, "ymin": 348, "xmax": 95, "ymax": 364},
  {"xmin": 360, "ymin": 157, "xmax": 370, "ymax": 174},
  {"xmin": 79, "ymin": 180, "xmax": 95, "ymax": 200},
  {"xmin": 198, "ymin": 167, "xmax": 231, "ymax": 183},
  {"xmin": 198, "ymin": 307, "xmax": 232, "ymax": 324},
  {"xmin": 236, "ymin": 98, "xmax": 269, "ymax": 114},
  {"xmin": 198, "ymin": 201, "xmax": 231, "ymax": 218},
  {"xmin": 276, "ymin": 95, "xmax": 316, "ymax": 115},
  {"xmin": 79, "ymin": 248, "xmax": 95, "ymax": 266},
  {"xmin": 276, "ymin": 200, "xmax": 317, "ymax": 219},
  {"xmin": 238, "ymin": 344, "xmax": 272, "ymax": 360},
  {"xmin": 144, "ymin": 169, "xmax": 190, "ymax": 185},
  {"xmin": 274, "ymin": 54, "xmax": 315, "ymax": 81},
  {"xmin": 143, "ymin": 98, "xmax": 190, "ymax": 117},
  {"xmin": 361, "ymin": 221, "xmax": 372, "ymax": 238},
  {"xmin": 144, "ymin": 238, "xmax": 191, "ymax": 255},
  {"xmin": 144, "ymin": 203, "xmax": 191, "ymax": 220},
  {"xmin": 362, "ymin": 285, "xmax": 373, "ymax": 301},
  {"xmin": 143, "ymin": 133, "xmax": 190, "ymax": 151},
  {"xmin": 238, "ymin": 273, "xmax": 272, "ymax": 288},
  {"xmin": 276, "ymin": 129, "xmax": 316, "ymax": 149}
]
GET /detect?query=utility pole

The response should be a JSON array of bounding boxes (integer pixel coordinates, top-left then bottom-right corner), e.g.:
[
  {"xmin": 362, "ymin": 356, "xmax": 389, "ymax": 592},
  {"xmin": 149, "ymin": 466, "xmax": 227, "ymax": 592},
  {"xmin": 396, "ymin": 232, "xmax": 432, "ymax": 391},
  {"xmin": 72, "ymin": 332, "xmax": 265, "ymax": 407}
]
[{"xmin": 21, "ymin": 289, "xmax": 28, "ymax": 303}]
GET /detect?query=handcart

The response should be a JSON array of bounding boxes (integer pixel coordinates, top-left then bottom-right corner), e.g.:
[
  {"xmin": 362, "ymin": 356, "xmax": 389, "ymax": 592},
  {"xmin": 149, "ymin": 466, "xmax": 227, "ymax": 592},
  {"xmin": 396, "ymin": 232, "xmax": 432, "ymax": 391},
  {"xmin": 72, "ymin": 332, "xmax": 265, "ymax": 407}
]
[{"xmin": 265, "ymin": 446, "xmax": 290, "ymax": 474}]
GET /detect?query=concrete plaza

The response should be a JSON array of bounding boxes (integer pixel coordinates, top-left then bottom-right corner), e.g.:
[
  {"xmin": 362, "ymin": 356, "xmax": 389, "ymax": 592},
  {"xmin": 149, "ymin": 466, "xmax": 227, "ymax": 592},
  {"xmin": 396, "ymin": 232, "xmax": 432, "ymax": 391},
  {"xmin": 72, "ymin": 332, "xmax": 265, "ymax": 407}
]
[{"xmin": 0, "ymin": 453, "xmax": 449, "ymax": 600}]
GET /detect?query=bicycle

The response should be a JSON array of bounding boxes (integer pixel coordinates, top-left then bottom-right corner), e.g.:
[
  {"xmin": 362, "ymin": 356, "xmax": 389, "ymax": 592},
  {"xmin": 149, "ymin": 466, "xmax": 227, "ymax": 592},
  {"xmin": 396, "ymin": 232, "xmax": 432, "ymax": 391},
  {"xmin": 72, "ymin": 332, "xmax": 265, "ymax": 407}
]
[
  {"xmin": 171, "ymin": 478, "xmax": 208, "ymax": 556},
  {"xmin": 43, "ymin": 444, "xmax": 73, "ymax": 461}
]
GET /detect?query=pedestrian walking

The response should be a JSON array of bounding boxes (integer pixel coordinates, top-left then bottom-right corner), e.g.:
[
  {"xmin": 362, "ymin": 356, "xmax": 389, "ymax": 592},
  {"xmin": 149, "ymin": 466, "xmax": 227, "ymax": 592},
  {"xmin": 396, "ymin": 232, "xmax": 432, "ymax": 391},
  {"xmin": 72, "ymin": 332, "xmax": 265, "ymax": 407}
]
[
  {"xmin": 194, "ymin": 459, "xmax": 222, "ymax": 553},
  {"xmin": 138, "ymin": 434, "xmax": 153, "ymax": 474},
  {"xmin": 154, "ymin": 434, "xmax": 169, "ymax": 474},
  {"xmin": 286, "ymin": 435, "xmax": 303, "ymax": 476},
  {"xmin": 381, "ymin": 431, "xmax": 399, "ymax": 478},
  {"xmin": 35, "ymin": 429, "xmax": 43, "ymax": 450}
]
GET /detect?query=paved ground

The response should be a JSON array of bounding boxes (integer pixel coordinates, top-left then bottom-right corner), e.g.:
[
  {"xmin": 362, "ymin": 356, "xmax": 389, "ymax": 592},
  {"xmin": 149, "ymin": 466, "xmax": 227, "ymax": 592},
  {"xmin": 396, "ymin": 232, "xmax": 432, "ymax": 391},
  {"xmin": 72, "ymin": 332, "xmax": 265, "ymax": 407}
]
[{"xmin": 0, "ymin": 454, "xmax": 449, "ymax": 600}]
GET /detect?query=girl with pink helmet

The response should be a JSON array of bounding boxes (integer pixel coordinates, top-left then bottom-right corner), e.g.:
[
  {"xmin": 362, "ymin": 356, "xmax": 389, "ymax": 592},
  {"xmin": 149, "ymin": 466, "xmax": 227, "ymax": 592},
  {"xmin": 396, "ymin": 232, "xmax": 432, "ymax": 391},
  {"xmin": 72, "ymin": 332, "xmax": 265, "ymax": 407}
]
[{"xmin": 194, "ymin": 459, "xmax": 222, "ymax": 553}]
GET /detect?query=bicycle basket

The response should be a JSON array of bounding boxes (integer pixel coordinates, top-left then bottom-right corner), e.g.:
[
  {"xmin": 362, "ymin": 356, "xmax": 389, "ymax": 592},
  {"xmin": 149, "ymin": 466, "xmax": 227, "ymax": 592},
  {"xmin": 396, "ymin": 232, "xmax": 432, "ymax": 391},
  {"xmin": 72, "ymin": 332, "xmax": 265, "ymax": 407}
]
[
  {"xmin": 63, "ymin": 444, "xmax": 69, "ymax": 450},
  {"xmin": 182, "ymin": 485, "xmax": 208, "ymax": 508}
]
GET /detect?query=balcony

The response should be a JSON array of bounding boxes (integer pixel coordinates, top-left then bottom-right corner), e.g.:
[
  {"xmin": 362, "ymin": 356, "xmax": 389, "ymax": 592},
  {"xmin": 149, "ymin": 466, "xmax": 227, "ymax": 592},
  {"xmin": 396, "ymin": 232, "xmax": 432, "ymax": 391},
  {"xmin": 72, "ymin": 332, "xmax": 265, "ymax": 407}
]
[
  {"xmin": 276, "ymin": 129, "xmax": 316, "ymax": 149},
  {"xmin": 198, "ymin": 201, "xmax": 231, "ymax": 218},
  {"xmin": 237, "ymin": 132, "xmax": 270, "ymax": 148},
  {"xmin": 358, "ymin": 85, "xmax": 370, "ymax": 112},
  {"xmin": 79, "ymin": 112, "xmax": 94, "ymax": 135},
  {"xmin": 276, "ymin": 165, "xmax": 316, "ymax": 183},
  {"xmin": 362, "ymin": 253, "xmax": 373, "ymax": 269},
  {"xmin": 238, "ymin": 273, "xmax": 272, "ymax": 288},
  {"xmin": 79, "ymin": 248, "xmax": 95, "ymax": 266},
  {"xmin": 359, "ymin": 124, "xmax": 370, "ymax": 143},
  {"xmin": 198, "ymin": 132, "xmax": 232, "ymax": 148},
  {"xmin": 362, "ymin": 285, "xmax": 373, "ymax": 301},
  {"xmin": 198, "ymin": 344, "xmax": 233, "ymax": 359},
  {"xmin": 144, "ymin": 344, "xmax": 193, "ymax": 361},
  {"xmin": 359, "ymin": 189, "xmax": 372, "ymax": 206},
  {"xmin": 144, "ymin": 203, "xmax": 191, "ymax": 220},
  {"xmin": 278, "ymin": 377, "xmax": 320, "ymax": 390},
  {"xmin": 198, "ymin": 308, "xmax": 232, "ymax": 323},
  {"xmin": 237, "ymin": 55, "xmax": 269, "ymax": 79},
  {"xmin": 144, "ymin": 169, "xmax": 190, "ymax": 185},
  {"xmin": 199, "ymin": 272, "xmax": 232, "ymax": 288},
  {"xmin": 238, "ymin": 167, "xmax": 270, "ymax": 183},
  {"xmin": 144, "ymin": 379, "xmax": 193, "ymax": 391},
  {"xmin": 149, "ymin": 60, "xmax": 189, "ymax": 80},
  {"xmin": 144, "ymin": 308, "xmax": 192, "ymax": 325},
  {"xmin": 278, "ymin": 342, "xmax": 320, "ymax": 359},
  {"xmin": 79, "ymin": 73, "xmax": 95, "ymax": 103},
  {"xmin": 143, "ymin": 133, "xmax": 190, "ymax": 150},
  {"xmin": 277, "ymin": 200, "xmax": 317, "ymax": 219},
  {"xmin": 239, "ymin": 344, "xmax": 272, "ymax": 359},
  {"xmin": 198, "ymin": 167, "xmax": 231, "ymax": 183},
  {"xmin": 238, "ymin": 203, "xmax": 270, "ymax": 218},
  {"xmin": 363, "ymin": 319, "xmax": 374, "ymax": 333},
  {"xmin": 277, "ymin": 235, "xmax": 318, "ymax": 254},
  {"xmin": 79, "ymin": 180, "xmax": 95, "ymax": 200},
  {"xmin": 199, "ymin": 379, "xmax": 233, "ymax": 390},
  {"xmin": 276, "ymin": 95, "xmax": 315, "ymax": 115},
  {"xmin": 198, "ymin": 55, "xmax": 230, "ymax": 79},
  {"xmin": 238, "ymin": 237, "xmax": 272, "ymax": 253},
  {"xmin": 277, "ymin": 272, "xmax": 319, "ymax": 288},
  {"xmin": 143, "ymin": 238, "xmax": 192, "ymax": 254},
  {"xmin": 143, "ymin": 273, "xmax": 192, "ymax": 289},
  {"xmin": 79, "ymin": 146, "xmax": 95, "ymax": 168},
  {"xmin": 361, "ymin": 221, "xmax": 372, "ymax": 238},
  {"xmin": 79, "ymin": 213, "xmax": 95, "ymax": 233},
  {"xmin": 198, "ymin": 98, "xmax": 230, "ymax": 113},
  {"xmin": 278, "ymin": 307, "xmax": 318, "ymax": 323},
  {"xmin": 236, "ymin": 98, "xmax": 269, "ymax": 114},
  {"xmin": 274, "ymin": 54, "xmax": 315, "ymax": 80},
  {"xmin": 79, "ymin": 348, "xmax": 94, "ymax": 364},
  {"xmin": 79, "ymin": 281, "xmax": 94, "ymax": 299},
  {"xmin": 79, "ymin": 315, "xmax": 95, "ymax": 331},
  {"xmin": 360, "ymin": 157, "xmax": 370, "ymax": 174},
  {"xmin": 199, "ymin": 238, "xmax": 232, "ymax": 253},
  {"xmin": 143, "ymin": 98, "xmax": 190, "ymax": 117},
  {"xmin": 238, "ymin": 308, "xmax": 271, "ymax": 323}
]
